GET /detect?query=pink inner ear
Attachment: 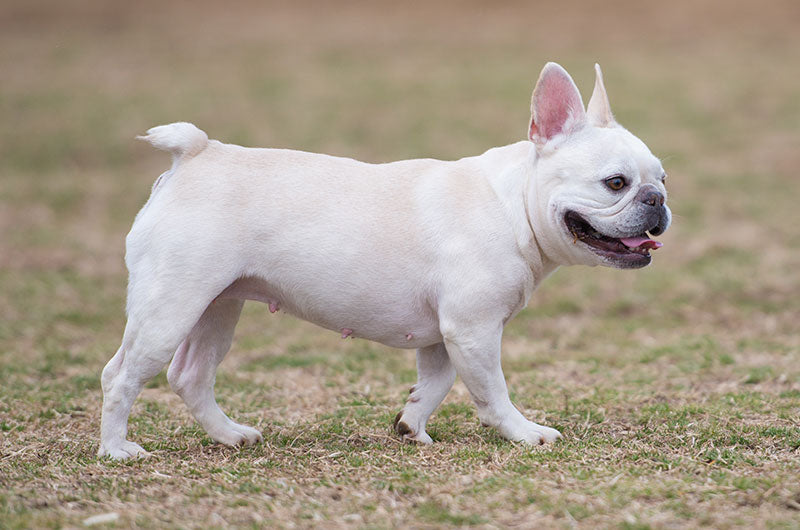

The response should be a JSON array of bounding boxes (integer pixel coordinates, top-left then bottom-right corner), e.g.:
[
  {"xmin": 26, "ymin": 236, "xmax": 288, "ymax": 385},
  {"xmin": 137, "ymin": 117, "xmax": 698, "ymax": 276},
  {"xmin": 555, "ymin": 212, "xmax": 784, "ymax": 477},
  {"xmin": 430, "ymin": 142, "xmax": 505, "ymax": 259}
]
[
  {"xmin": 530, "ymin": 67, "xmax": 585, "ymax": 142},
  {"xmin": 536, "ymin": 92, "xmax": 572, "ymax": 139}
]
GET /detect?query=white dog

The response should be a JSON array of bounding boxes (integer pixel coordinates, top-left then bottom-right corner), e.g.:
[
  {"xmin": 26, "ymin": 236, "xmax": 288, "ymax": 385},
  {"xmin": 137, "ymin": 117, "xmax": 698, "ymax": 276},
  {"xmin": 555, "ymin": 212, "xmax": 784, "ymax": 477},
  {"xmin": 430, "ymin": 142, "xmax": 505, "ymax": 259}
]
[{"xmin": 99, "ymin": 63, "xmax": 670, "ymax": 459}]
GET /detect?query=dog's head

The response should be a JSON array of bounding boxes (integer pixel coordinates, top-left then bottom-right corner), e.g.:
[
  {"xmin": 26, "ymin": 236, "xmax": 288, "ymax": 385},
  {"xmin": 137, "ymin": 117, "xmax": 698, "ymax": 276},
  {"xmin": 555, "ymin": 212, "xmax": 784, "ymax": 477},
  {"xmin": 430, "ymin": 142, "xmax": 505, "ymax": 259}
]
[{"xmin": 526, "ymin": 63, "xmax": 671, "ymax": 269}]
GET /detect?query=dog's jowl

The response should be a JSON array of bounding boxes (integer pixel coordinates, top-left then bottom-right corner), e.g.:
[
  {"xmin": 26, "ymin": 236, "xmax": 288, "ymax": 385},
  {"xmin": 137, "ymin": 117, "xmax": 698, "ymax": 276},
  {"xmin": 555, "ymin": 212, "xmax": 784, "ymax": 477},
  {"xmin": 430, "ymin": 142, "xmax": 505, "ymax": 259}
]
[{"xmin": 99, "ymin": 63, "xmax": 670, "ymax": 459}]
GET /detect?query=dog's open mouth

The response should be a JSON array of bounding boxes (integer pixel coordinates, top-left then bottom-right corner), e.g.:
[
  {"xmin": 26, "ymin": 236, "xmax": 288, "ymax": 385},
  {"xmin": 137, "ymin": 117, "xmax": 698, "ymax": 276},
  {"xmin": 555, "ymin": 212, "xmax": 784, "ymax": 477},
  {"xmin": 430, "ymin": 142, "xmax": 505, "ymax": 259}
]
[{"xmin": 564, "ymin": 210, "xmax": 662, "ymax": 268}]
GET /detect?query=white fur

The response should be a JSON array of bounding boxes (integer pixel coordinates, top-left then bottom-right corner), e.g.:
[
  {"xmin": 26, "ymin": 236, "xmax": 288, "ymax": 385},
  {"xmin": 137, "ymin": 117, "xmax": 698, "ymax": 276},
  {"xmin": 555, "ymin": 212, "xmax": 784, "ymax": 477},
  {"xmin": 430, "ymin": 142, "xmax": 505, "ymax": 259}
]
[
  {"xmin": 138, "ymin": 122, "xmax": 208, "ymax": 163},
  {"xmin": 98, "ymin": 63, "xmax": 670, "ymax": 459}
]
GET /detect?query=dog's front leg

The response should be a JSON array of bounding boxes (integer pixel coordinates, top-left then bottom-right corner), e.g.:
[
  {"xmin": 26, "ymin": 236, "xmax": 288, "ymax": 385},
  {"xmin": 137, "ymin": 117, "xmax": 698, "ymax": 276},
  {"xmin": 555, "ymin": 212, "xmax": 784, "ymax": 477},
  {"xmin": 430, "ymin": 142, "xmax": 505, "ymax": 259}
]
[
  {"xmin": 394, "ymin": 343, "xmax": 457, "ymax": 444},
  {"xmin": 441, "ymin": 321, "xmax": 561, "ymax": 445}
]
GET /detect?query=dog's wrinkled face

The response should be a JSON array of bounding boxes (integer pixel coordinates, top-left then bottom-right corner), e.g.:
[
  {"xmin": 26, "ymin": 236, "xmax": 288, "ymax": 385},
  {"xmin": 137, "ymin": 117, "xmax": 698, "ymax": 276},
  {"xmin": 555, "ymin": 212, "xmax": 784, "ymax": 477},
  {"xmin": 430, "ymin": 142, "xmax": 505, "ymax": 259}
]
[
  {"xmin": 527, "ymin": 63, "xmax": 671, "ymax": 269},
  {"xmin": 538, "ymin": 126, "xmax": 671, "ymax": 269}
]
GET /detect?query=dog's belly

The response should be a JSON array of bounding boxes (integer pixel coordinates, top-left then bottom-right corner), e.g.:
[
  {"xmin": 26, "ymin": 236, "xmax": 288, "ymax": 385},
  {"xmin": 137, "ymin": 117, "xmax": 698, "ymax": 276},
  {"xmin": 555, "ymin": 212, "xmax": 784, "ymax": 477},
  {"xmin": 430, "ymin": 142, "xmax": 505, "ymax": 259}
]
[{"xmin": 218, "ymin": 276, "xmax": 442, "ymax": 349}]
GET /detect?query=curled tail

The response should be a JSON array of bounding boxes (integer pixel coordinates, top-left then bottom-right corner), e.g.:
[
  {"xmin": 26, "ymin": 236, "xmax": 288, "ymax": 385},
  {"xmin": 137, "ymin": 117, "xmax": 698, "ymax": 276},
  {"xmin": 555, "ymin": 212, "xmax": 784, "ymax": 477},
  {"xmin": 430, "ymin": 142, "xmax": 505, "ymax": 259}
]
[{"xmin": 137, "ymin": 122, "xmax": 208, "ymax": 164}]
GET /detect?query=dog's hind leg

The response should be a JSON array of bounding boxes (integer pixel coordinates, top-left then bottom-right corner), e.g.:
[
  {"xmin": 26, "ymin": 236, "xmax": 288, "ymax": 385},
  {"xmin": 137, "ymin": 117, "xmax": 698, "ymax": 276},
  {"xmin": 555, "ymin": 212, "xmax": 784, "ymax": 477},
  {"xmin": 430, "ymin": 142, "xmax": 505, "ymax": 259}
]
[
  {"xmin": 99, "ymin": 296, "xmax": 212, "ymax": 460},
  {"xmin": 98, "ymin": 259, "xmax": 230, "ymax": 460},
  {"xmin": 393, "ymin": 343, "xmax": 456, "ymax": 444},
  {"xmin": 167, "ymin": 298, "xmax": 262, "ymax": 447},
  {"xmin": 98, "ymin": 342, "xmax": 149, "ymax": 460}
]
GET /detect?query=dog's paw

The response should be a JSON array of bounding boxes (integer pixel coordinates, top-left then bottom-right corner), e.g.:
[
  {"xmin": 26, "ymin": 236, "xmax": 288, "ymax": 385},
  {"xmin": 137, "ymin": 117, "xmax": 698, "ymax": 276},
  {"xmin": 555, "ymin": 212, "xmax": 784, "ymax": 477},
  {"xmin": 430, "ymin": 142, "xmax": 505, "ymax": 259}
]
[
  {"xmin": 393, "ymin": 412, "xmax": 434, "ymax": 445},
  {"xmin": 401, "ymin": 430, "xmax": 434, "ymax": 445},
  {"xmin": 209, "ymin": 421, "xmax": 263, "ymax": 447},
  {"xmin": 98, "ymin": 440, "xmax": 150, "ymax": 460},
  {"xmin": 498, "ymin": 419, "xmax": 562, "ymax": 445}
]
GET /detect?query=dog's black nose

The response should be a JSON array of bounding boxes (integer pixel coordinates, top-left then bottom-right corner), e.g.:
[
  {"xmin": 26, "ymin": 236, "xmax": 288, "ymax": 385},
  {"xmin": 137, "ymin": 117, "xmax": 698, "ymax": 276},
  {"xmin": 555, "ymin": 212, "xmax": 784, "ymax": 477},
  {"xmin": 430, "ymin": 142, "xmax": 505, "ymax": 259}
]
[
  {"xmin": 639, "ymin": 189, "xmax": 665, "ymax": 207},
  {"xmin": 647, "ymin": 207, "xmax": 670, "ymax": 236}
]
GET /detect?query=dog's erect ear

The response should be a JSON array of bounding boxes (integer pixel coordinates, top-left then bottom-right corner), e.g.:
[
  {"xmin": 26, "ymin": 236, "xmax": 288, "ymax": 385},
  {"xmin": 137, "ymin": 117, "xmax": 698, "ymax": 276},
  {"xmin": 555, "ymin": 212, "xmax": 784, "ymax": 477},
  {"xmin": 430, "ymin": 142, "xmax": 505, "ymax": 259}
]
[
  {"xmin": 528, "ymin": 62, "xmax": 586, "ymax": 144},
  {"xmin": 587, "ymin": 63, "xmax": 615, "ymax": 128}
]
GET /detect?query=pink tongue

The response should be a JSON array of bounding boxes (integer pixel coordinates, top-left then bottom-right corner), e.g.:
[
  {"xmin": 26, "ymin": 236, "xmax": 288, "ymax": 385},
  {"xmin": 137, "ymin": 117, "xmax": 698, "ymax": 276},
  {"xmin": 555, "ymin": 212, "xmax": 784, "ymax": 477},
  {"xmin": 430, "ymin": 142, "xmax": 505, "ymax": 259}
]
[{"xmin": 620, "ymin": 237, "xmax": 662, "ymax": 250}]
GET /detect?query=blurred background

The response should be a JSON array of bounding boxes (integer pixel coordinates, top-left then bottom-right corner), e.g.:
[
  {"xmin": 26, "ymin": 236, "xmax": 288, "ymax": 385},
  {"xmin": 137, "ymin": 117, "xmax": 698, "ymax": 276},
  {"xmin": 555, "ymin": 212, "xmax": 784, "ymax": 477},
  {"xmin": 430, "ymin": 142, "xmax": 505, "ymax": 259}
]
[
  {"xmin": 3, "ymin": 0, "xmax": 797, "ymax": 376},
  {"xmin": 1, "ymin": 0, "xmax": 799, "ymax": 527}
]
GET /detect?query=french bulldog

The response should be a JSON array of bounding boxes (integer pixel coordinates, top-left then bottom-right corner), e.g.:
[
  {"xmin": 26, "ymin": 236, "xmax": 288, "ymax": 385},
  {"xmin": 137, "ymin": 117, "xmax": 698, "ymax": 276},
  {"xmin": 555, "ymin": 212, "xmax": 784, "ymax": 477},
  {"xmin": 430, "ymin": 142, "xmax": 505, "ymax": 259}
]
[{"xmin": 99, "ymin": 63, "xmax": 670, "ymax": 459}]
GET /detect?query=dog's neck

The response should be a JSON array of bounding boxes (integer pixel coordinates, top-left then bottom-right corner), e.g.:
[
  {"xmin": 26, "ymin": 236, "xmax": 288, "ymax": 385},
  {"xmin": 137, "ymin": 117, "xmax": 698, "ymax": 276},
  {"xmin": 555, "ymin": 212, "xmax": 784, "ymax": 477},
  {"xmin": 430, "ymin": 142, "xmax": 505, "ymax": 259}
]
[{"xmin": 469, "ymin": 141, "xmax": 560, "ymax": 287}]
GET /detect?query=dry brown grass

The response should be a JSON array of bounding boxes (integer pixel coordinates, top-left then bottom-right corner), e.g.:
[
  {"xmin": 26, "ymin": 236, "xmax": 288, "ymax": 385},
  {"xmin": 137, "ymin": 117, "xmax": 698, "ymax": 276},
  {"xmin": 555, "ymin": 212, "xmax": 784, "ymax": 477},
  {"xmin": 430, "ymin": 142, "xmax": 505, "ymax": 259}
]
[{"xmin": 1, "ymin": 0, "xmax": 799, "ymax": 528}]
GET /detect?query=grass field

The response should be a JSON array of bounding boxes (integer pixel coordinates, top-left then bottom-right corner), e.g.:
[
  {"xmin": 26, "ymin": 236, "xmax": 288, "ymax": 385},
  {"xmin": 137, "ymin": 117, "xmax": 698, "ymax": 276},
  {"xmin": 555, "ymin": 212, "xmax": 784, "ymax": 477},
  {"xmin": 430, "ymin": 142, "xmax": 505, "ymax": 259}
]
[{"xmin": 2, "ymin": 0, "xmax": 799, "ymax": 527}]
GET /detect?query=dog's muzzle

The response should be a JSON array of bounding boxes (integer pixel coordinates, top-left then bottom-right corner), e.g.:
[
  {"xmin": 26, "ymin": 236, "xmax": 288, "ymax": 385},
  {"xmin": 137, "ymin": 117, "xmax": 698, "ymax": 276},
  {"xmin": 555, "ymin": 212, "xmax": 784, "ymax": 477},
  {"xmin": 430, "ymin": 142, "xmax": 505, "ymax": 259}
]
[{"xmin": 635, "ymin": 186, "xmax": 669, "ymax": 236}]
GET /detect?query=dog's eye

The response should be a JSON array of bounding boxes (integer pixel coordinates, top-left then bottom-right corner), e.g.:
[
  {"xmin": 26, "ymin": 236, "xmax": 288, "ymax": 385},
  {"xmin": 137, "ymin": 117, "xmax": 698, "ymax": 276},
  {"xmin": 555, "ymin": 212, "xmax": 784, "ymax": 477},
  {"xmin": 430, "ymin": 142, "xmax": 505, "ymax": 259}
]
[{"xmin": 605, "ymin": 176, "xmax": 626, "ymax": 191}]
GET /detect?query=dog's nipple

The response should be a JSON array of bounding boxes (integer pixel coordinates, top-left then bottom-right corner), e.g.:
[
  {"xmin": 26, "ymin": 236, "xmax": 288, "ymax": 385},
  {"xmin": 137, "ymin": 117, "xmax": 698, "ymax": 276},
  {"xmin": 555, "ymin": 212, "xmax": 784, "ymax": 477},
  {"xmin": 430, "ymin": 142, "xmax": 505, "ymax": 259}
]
[
  {"xmin": 341, "ymin": 328, "xmax": 353, "ymax": 339},
  {"xmin": 406, "ymin": 333, "xmax": 413, "ymax": 341},
  {"xmin": 269, "ymin": 301, "xmax": 280, "ymax": 313}
]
